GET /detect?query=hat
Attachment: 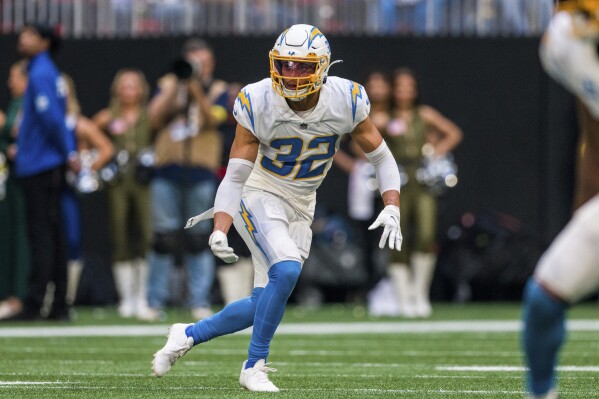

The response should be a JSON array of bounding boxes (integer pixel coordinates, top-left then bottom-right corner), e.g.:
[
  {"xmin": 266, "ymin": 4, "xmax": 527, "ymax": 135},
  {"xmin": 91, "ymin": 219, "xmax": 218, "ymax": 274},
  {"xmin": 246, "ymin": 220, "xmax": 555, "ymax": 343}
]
[{"xmin": 24, "ymin": 22, "xmax": 62, "ymax": 53}]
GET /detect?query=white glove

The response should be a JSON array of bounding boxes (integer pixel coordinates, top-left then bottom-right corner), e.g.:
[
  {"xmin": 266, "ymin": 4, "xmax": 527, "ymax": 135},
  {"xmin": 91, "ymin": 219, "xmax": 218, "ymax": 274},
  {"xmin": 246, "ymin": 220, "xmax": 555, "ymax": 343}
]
[
  {"xmin": 368, "ymin": 205, "xmax": 402, "ymax": 251},
  {"xmin": 208, "ymin": 230, "xmax": 239, "ymax": 263}
]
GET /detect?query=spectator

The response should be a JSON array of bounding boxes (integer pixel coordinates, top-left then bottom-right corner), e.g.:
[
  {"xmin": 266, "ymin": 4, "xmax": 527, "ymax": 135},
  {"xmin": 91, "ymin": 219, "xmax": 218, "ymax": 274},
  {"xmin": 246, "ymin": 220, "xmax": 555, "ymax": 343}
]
[
  {"xmin": 61, "ymin": 74, "xmax": 114, "ymax": 305},
  {"xmin": 93, "ymin": 69, "xmax": 153, "ymax": 319},
  {"xmin": 383, "ymin": 67, "xmax": 462, "ymax": 318},
  {"xmin": 8, "ymin": 23, "xmax": 76, "ymax": 321},
  {"xmin": 143, "ymin": 38, "xmax": 228, "ymax": 321},
  {"xmin": 333, "ymin": 70, "xmax": 393, "ymax": 307},
  {"xmin": 0, "ymin": 60, "xmax": 31, "ymax": 320}
]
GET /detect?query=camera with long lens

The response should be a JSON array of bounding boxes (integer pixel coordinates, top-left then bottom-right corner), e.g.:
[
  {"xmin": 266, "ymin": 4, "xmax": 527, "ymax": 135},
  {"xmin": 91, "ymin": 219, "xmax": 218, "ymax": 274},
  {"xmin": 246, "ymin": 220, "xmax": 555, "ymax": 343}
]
[{"xmin": 170, "ymin": 58, "xmax": 201, "ymax": 80}]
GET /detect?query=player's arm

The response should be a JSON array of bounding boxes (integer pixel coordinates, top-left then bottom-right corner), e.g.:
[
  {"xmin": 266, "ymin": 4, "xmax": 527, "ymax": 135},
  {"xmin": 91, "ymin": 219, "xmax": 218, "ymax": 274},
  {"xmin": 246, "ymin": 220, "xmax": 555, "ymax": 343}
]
[
  {"xmin": 420, "ymin": 105, "xmax": 463, "ymax": 156},
  {"xmin": 540, "ymin": 11, "xmax": 599, "ymax": 118},
  {"xmin": 350, "ymin": 116, "xmax": 400, "ymax": 207},
  {"xmin": 209, "ymin": 123, "xmax": 259, "ymax": 263},
  {"xmin": 350, "ymin": 116, "xmax": 402, "ymax": 250}
]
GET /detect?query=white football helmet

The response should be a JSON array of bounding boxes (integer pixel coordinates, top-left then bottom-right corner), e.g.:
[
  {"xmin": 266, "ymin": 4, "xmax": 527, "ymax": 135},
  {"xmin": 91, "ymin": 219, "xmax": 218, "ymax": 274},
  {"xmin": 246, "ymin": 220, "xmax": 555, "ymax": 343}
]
[{"xmin": 269, "ymin": 24, "xmax": 332, "ymax": 101}]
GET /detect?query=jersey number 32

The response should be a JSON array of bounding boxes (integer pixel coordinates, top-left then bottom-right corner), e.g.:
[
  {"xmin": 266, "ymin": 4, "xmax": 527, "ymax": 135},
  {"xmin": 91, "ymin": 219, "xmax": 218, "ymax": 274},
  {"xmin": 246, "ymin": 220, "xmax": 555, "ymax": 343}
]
[{"xmin": 261, "ymin": 135, "xmax": 338, "ymax": 180}]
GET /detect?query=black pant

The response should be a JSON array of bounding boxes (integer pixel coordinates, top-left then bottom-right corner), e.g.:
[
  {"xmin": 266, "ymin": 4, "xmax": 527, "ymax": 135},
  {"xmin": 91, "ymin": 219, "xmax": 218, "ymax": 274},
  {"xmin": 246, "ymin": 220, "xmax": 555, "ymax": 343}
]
[{"xmin": 20, "ymin": 166, "xmax": 68, "ymax": 314}]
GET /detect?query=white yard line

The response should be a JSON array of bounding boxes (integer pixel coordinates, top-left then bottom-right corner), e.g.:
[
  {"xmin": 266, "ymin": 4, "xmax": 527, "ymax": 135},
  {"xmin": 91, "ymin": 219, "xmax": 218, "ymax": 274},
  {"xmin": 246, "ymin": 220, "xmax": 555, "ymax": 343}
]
[
  {"xmin": 0, "ymin": 381, "xmax": 64, "ymax": 385},
  {"xmin": 0, "ymin": 320, "xmax": 597, "ymax": 338}
]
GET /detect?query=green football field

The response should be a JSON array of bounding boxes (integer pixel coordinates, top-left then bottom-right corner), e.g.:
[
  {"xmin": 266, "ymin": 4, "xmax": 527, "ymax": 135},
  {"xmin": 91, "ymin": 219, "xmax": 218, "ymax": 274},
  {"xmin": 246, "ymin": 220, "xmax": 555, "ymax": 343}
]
[{"xmin": 0, "ymin": 303, "xmax": 598, "ymax": 398}]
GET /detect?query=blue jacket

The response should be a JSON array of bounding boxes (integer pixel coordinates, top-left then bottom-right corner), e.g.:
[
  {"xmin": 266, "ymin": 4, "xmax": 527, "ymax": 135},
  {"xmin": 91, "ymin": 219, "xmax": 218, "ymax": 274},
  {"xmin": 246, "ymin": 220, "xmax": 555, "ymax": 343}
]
[{"xmin": 15, "ymin": 51, "xmax": 75, "ymax": 177}]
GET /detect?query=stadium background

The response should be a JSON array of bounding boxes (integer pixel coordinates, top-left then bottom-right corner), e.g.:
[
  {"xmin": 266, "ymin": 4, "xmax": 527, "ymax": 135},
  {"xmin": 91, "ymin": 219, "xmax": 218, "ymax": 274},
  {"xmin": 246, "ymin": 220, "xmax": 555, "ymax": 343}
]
[{"xmin": 0, "ymin": 1, "xmax": 580, "ymax": 304}]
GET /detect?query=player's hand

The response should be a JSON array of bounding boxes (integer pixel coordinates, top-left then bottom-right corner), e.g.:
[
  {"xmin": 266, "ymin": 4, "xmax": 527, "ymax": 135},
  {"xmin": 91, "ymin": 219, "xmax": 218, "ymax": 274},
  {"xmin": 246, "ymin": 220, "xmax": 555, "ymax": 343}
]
[
  {"xmin": 208, "ymin": 230, "xmax": 239, "ymax": 263},
  {"xmin": 368, "ymin": 205, "xmax": 402, "ymax": 251}
]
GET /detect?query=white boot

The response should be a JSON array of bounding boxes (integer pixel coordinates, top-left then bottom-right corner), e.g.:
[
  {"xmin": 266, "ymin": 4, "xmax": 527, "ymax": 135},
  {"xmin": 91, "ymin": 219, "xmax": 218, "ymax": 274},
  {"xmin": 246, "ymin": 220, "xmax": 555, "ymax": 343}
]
[
  {"xmin": 66, "ymin": 259, "xmax": 83, "ymax": 306},
  {"xmin": 113, "ymin": 261, "xmax": 136, "ymax": 318},
  {"xmin": 239, "ymin": 359, "xmax": 279, "ymax": 392},
  {"xmin": 411, "ymin": 252, "xmax": 436, "ymax": 318},
  {"xmin": 388, "ymin": 263, "xmax": 417, "ymax": 318},
  {"xmin": 133, "ymin": 258, "xmax": 152, "ymax": 320},
  {"xmin": 216, "ymin": 257, "xmax": 253, "ymax": 305},
  {"xmin": 152, "ymin": 323, "xmax": 194, "ymax": 377}
]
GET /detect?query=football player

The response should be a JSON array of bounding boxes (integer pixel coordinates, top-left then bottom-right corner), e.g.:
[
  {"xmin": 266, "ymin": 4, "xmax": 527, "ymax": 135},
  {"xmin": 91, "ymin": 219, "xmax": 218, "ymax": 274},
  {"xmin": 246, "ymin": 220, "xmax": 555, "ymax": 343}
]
[
  {"xmin": 152, "ymin": 24, "xmax": 403, "ymax": 392},
  {"xmin": 522, "ymin": 2, "xmax": 599, "ymax": 399}
]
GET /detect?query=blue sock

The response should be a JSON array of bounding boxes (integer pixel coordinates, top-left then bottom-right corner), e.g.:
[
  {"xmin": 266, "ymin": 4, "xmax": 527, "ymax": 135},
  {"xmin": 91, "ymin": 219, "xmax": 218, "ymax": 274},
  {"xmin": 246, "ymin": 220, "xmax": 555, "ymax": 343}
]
[
  {"xmin": 185, "ymin": 287, "xmax": 264, "ymax": 345},
  {"xmin": 522, "ymin": 278, "xmax": 567, "ymax": 396},
  {"xmin": 246, "ymin": 260, "xmax": 302, "ymax": 368}
]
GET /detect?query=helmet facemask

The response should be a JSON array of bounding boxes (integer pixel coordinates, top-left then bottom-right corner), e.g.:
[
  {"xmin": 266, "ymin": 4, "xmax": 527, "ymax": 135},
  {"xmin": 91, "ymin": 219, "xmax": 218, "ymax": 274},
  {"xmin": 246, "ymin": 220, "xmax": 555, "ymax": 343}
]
[{"xmin": 270, "ymin": 50, "xmax": 329, "ymax": 101}]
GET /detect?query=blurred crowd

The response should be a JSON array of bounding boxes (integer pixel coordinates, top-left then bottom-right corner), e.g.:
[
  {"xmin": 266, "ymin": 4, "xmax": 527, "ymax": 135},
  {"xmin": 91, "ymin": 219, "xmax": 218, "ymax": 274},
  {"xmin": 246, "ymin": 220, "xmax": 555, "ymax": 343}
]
[
  {"xmin": 0, "ymin": 24, "xmax": 255, "ymax": 322},
  {"xmin": 1, "ymin": 0, "xmax": 553, "ymax": 38},
  {"xmin": 0, "ymin": 20, "xmax": 465, "ymax": 323}
]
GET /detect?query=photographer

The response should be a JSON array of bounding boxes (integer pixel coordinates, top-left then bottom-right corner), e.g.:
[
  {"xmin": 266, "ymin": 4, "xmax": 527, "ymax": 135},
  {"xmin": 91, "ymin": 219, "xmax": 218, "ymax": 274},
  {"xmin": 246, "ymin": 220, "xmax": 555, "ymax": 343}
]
[{"xmin": 142, "ymin": 38, "xmax": 228, "ymax": 321}]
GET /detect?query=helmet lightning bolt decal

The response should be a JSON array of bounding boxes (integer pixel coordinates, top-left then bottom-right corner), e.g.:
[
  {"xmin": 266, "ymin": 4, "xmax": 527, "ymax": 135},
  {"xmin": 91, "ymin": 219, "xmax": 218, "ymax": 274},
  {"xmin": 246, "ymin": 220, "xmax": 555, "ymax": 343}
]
[
  {"xmin": 308, "ymin": 27, "xmax": 324, "ymax": 48},
  {"xmin": 277, "ymin": 28, "xmax": 289, "ymax": 46},
  {"xmin": 236, "ymin": 89, "xmax": 255, "ymax": 131},
  {"xmin": 350, "ymin": 82, "xmax": 364, "ymax": 122}
]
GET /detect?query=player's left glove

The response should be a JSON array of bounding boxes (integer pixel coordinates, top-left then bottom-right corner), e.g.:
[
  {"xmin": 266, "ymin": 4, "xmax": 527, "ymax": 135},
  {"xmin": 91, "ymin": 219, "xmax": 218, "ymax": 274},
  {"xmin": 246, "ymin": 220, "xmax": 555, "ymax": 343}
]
[
  {"xmin": 208, "ymin": 230, "xmax": 239, "ymax": 263},
  {"xmin": 368, "ymin": 205, "xmax": 402, "ymax": 251}
]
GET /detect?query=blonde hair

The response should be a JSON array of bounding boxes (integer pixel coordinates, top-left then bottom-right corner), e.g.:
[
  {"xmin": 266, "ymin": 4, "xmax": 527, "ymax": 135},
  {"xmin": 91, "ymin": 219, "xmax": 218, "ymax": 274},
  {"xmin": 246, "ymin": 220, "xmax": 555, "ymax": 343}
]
[
  {"xmin": 61, "ymin": 73, "xmax": 81, "ymax": 116},
  {"xmin": 108, "ymin": 68, "xmax": 150, "ymax": 113}
]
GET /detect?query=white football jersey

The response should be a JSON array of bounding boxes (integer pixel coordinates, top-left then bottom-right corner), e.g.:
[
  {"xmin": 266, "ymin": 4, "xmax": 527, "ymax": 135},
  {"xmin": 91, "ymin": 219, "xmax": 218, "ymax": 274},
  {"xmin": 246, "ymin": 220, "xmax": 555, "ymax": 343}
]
[
  {"xmin": 233, "ymin": 76, "xmax": 370, "ymax": 214},
  {"xmin": 540, "ymin": 11, "xmax": 599, "ymax": 118}
]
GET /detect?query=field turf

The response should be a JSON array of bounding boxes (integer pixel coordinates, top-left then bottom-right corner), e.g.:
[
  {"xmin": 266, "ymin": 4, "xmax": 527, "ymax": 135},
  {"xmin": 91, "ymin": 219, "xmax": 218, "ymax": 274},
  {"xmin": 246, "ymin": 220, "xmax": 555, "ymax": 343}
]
[{"xmin": 0, "ymin": 303, "xmax": 598, "ymax": 398}]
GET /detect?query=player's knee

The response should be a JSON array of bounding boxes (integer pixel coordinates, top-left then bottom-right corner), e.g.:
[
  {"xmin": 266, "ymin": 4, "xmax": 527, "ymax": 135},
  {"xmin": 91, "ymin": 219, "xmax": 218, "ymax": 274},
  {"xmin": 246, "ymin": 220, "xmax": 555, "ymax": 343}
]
[
  {"xmin": 185, "ymin": 232, "xmax": 210, "ymax": 254},
  {"xmin": 269, "ymin": 260, "xmax": 302, "ymax": 290},
  {"xmin": 152, "ymin": 231, "xmax": 180, "ymax": 254},
  {"xmin": 249, "ymin": 287, "xmax": 264, "ymax": 304},
  {"xmin": 523, "ymin": 278, "xmax": 567, "ymax": 322}
]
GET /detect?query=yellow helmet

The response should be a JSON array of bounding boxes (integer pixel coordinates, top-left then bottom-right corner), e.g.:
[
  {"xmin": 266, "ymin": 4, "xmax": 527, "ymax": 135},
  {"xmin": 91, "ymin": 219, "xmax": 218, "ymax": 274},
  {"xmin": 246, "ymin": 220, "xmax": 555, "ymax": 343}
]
[
  {"xmin": 269, "ymin": 24, "xmax": 331, "ymax": 101},
  {"xmin": 558, "ymin": 0, "xmax": 599, "ymax": 14},
  {"xmin": 557, "ymin": 0, "xmax": 599, "ymax": 23},
  {"xmin": 558, "ymin": 0, "xmax": 599, "ymax": 34}
]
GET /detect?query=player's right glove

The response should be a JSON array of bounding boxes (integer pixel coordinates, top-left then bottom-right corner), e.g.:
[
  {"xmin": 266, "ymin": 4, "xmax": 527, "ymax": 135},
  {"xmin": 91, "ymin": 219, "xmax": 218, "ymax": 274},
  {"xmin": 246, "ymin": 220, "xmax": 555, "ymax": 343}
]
[
  {"xmin": 208, "ymin": 230, "xmax": 239, "ymax": 263},
  {"xmin": 368, "ymin": 204, "xmax": 402, "ymax": 251}
]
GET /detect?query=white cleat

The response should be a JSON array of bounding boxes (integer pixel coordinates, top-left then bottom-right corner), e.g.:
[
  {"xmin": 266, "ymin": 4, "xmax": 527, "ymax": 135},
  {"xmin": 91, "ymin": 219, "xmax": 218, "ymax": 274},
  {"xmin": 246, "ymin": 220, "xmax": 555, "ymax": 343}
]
[
  {"xmin": 152, "ymin": 323, "xmax": 194, "ymax": 377},
  {"xmin": 239, "ymin": 359, "xmax": 279, "ymax": 392}
]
